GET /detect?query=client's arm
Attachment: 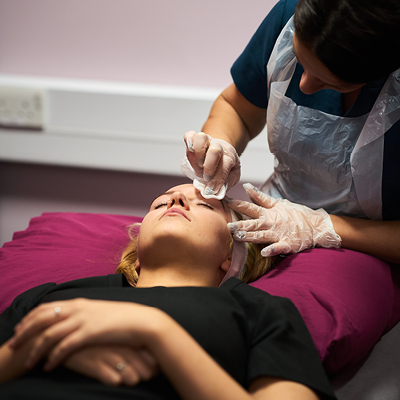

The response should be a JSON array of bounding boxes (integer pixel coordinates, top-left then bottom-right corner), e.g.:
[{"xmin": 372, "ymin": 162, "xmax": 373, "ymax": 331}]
[
  {"xmin": 63, "ymin": 345, "xmax": 157, "ymax": 386},
  {"xmin": 146, "ymin": 309, "xmax": 320, "ymax": 400},
  {"xmin": 9, "ymin": 299, "xmax": 320, "ymax": 400},
  {"xmin": 0, "ymin": 338, "xmax": 157, "ymax": 386}
]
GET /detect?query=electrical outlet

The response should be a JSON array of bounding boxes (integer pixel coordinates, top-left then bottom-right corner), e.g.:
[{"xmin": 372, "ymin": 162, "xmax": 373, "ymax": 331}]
[{"xmin": 0, "ymin": 87, "xmax": 44, "ymax": 129}]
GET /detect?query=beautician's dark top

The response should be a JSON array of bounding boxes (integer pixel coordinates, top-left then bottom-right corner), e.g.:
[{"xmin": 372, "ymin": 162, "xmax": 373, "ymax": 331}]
[
  {"xmin": 0, "ymin": 274, "xmax": 336, "ymax": 400},
  {"xmin": 231, "ymin": 0, "xmax": 400, "ymax": 221}
]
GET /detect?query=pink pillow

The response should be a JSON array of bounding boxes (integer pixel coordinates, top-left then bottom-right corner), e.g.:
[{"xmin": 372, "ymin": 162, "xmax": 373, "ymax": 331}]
[
  {"xmin": 1, "ymin": 213, "xmax": 399, "ymax": 376},
  {"xmin": 250, "ymin": 249, "xmax": 400, "ymax": 374},
  {"xmin": 0, "ymin": 212, "xmax": 142, "ymax": 314}
]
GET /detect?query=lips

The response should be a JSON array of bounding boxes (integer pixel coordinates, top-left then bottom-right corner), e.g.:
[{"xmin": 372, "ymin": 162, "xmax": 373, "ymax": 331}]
[{"xmin": 161, "ymin": 208, "xmax": 190, "ymax": 221}]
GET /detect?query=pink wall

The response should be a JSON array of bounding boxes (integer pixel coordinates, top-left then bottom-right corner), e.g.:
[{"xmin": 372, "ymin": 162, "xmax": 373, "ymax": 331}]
[
  {"xmin": 0, "ymin": 1, "xmax": 277, "ymax": 244},
  {"xmin": 0, "ymin": 0, "xmax": 275, "ymax": 88}
]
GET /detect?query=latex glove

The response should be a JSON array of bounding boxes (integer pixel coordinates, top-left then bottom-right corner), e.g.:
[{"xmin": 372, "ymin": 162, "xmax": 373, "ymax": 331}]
[
  {"xmin": 227, "ymin": 183, "xmax": 341, "ymax": 257},
  {"xmin": 64, "ymin": 345, "xmax": 158, "ymax": 386},
  {"xmin": 181, "ymin": 131, "xmax": 241, "ymax": 199}
]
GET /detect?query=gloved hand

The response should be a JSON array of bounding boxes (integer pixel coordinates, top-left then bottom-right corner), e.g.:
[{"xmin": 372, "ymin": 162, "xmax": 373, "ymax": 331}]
[
  {"xmin": 227, "ymin": 183, "xmax": 342, "ymax": 257},
  {"xmin": 181, "ymin": 131, "xmax": 240, "ymax": 199}
]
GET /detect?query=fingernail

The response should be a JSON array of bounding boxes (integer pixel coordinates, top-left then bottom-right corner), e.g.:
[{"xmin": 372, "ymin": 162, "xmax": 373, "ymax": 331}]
[
  {"xmin": 235, "ymin": 231, "xmax": 246, "ymax": 240},
  {"xmin": 227, "ymin": 223, "xmax": 237, "ymax": 232},
  {"xmin": 205, "ymin": 186, "xmax": 214, "ymax": 195},
  {"xmin": 187, "ymin": 139, "xmax": 193, "ymax": 151},
  {"xmin": 8, "ymin": 339, "xmax": 16, "ymax": 349},
  {"xmin": 243, "ymin": 183, "xmax": 259, "ymax": 193},
  {"xmin": 204, "ymin": 174, "xmax": 212, "ymax": 182},
  {"xmin": 261, "ymin": 246, "xmax": 274, "ymax": 257}
]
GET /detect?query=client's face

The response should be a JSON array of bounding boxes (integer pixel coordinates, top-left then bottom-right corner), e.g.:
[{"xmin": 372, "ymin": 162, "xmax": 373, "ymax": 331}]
[{"xmin": 137, "ymin": 184, "xmax": 232, "ymax": 269}]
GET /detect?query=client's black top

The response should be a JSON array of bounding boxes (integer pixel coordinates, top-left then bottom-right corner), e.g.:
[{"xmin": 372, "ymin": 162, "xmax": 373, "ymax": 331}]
[{"xmin": 0, "ymin": 275, "xmax": 336, "ymax": 399}]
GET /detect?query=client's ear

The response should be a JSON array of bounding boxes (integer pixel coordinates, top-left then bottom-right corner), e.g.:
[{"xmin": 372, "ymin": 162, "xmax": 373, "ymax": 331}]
[
  {"xmin": 135, "ymin": 259, "xmax": 141, "ymax": 273},
  {"xmin": 220, "ymin": 258, "xmax": 231, "ymax": 274}
]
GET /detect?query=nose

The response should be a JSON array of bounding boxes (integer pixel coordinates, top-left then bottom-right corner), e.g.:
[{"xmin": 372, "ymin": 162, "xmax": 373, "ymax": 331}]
[
  {"xmin": 167, "ymin": 192, "xmax": 190, "ymax": 210},
  {"xmin": 299, "ymin": 70, "xmax": 325, "ymax": 94}
]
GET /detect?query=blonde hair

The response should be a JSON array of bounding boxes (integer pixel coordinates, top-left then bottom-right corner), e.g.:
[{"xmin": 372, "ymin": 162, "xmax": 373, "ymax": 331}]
[{"xmin": 115, "ymin": 223, "xmax": 275, "ymax": 286}]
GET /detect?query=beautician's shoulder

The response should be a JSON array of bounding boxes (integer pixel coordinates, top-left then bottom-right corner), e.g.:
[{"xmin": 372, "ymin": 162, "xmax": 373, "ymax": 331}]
[
  {"xmin": 248, "ymin": 0, "xmax": 298, "ymax": 39},
  {"xmin": 231, "ymin": 0, "xmax": 298, "ymax": 108}
]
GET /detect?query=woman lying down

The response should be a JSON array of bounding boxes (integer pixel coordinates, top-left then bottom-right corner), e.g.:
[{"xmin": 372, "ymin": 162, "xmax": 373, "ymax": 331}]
[{"xmin": 0, "ymin": 184, "xmax": 336, "ymax": 400}]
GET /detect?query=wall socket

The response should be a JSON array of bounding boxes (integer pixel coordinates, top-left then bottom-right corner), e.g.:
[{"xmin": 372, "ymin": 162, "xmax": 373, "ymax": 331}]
[{"xmin": 0, "ymin": 87, "xmax": 44, "ymax": 129}]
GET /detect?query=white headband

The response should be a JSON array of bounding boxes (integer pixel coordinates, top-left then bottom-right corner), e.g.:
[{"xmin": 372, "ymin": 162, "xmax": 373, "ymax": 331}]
[{"xmin": 219, "ymin": 210, "xmax": 248, "ymax": 286}]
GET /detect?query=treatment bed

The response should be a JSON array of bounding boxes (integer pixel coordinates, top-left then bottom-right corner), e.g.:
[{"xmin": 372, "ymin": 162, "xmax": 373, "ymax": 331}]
[{"xmin": 1, "ymin": 212, "xmax": 399, "ymax": 399}]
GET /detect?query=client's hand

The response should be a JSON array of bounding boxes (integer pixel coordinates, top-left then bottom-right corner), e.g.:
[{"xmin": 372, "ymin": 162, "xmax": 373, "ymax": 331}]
[
  {"xmin": 228, "ymin": 183, "xmax": 342, "ymax": 256},
  {"xmin": 64, "ymin": 345, "xmax": 158, "ymax": 386},
  {"xmin": 9, "ymin": 298, "xmax": 163, "ymax": 372}
]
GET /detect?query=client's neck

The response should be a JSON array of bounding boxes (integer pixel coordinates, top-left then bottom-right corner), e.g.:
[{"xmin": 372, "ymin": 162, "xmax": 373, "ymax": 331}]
[{"xmin": 135, "ymin": 262, "xmax": 220, "ymax": 288}]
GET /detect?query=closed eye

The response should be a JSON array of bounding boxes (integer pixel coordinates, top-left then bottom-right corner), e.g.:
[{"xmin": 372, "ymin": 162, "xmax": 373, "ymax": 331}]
[
  {"xmin": 197, "ymin": 202, "xmax": 214, "ymax": 210},
  {"xmin": 154, "ymin": 202, "xmax": 168, "ymax": 209},
  {"xmin": 153, "ymin": 200, "xmax": 214, "ymax": 210}
]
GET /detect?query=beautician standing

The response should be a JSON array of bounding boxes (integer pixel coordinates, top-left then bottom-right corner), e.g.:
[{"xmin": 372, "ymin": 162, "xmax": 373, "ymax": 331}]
[{"xmin": 183, "ymin": 0, "xmax": 400, "ymax": 264}]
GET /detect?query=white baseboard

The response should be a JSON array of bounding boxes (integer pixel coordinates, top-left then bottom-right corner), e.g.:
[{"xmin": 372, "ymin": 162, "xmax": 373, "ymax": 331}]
[{"xmin": 0, "ymin": 75, "xmax": 273, "ymax": 182}]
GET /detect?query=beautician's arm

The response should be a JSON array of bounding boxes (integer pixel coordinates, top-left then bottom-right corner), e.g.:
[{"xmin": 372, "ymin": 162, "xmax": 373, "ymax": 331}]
[
  {"xmin": 228, "ymin": 183, "xmax": 400, "ymax": 264},
  {"xmin": 331, "ymin": 216, "xmax": 400, "ymax": 264},
  {"xmin": 200, "ymin": 85, "xmax": 400, "ymax": 265},
  {"xmin": 200, "ymin": 83, "xmax": 266, "ymax": 155}
]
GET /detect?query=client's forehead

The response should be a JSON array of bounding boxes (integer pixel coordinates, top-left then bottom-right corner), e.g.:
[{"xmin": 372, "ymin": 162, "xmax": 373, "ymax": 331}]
[{"xmin": 170, "ymin": 183, "xmax": 196, "ymax": 193}]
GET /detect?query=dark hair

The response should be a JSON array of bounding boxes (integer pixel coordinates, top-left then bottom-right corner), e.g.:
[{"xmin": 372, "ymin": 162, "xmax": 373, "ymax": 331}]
[{"xmin": 294, "ymin": 0, "xmax": 400, "ymax": 83}]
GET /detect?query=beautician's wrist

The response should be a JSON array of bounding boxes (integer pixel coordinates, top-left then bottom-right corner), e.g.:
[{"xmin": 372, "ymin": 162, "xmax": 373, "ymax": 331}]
[
  {"xmin": 329, "ymin": 214, "xmax": 348, "ymax": 243},
  {"xmin": 319, "ymin": 211, "xmax": 342, "ymax": 248}
]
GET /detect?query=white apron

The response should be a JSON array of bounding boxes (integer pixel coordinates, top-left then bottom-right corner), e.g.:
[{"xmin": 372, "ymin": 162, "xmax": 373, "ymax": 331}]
[{"xmin": 259, "ymin": 17, "xmax": 400, "ymax": 220}]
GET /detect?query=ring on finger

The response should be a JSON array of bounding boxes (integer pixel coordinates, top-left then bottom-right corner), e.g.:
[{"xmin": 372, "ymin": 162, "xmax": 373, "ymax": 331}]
[
  {"xmin": 116, "ymin": 362, "xmax": 125, "ymax": 372},
  {"xmin": 54, "ymin": 307, "xmax": 61, "ymax": 318}
]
